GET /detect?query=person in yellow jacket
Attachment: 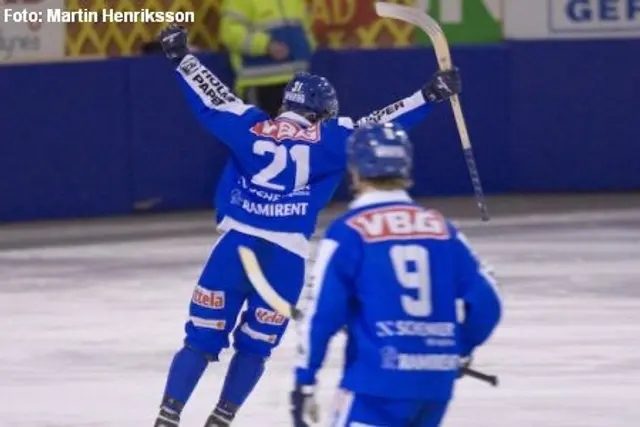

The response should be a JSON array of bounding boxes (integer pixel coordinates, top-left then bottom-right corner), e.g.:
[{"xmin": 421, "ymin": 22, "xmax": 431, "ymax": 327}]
[{"xmin": 220, "ymin": 0, "xmax": 316, "ymax": 117}]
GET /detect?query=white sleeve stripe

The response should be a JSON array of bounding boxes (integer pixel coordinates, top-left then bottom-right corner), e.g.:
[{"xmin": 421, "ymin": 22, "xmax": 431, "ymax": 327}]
[
  {"xmin": 356, "ymin": 90, "xmax": 426, "ymax": 126},
  {"xmin": 295, "ymin": 239, "xmax": 339, "ymax": 369},
  {"xmin": 177, "ymin": 55, "xmax": 252, "ymax": 116},
  {"xmin": 338, "ymin": 117, "xmax": 355, "ymax": 129},
  {"xmin": 388, "ymin": 90, "xmax": 427, "ymax": 120}
]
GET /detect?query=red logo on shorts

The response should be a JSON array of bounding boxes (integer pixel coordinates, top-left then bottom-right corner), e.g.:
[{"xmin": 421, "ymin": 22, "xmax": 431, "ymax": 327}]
[
  {"xmin": 255, "ymin": 308, "xmax": 286, "ymax": 326},
  {"xmin": 192, "ymin": 285, "xmax": 225, "ymax": 309}
]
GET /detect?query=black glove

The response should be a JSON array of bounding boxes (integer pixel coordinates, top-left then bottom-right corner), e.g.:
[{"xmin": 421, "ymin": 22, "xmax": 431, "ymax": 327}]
[
  {"xmin": 423, "ymin": 67, "xmax": 461, "ymax": 103},
  {"xmin": 291, "ymin": 384, "xmax": 319, "ymax": 427},
  {"xmin": 158, "ymin": 24, "xmax": 189, "ymax": 64}
]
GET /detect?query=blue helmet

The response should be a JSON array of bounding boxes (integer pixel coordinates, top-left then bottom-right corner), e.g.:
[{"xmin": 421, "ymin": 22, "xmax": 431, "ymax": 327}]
[
  {"xmin": 282, "ymin": 72, "xmax": 339, "ymax": 119},
  {"xmin": 347, "ymin": 122, "xmax": 413, "ymax": 179}
]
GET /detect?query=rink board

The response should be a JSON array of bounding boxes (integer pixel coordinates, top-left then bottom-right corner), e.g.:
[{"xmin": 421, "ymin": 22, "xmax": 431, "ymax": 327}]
[{"xmin": 2, "ymin": 40, "xmax": 640, "ymax": 222}]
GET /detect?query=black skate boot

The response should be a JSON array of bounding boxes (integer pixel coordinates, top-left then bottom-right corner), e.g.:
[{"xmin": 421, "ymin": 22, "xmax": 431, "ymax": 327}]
[
  {"xmin": 154, "ymin": 406, "xmax": 180, "ymax": 427},
  {"xmin": 204, "ymin": 400, "xmax": 238, "ymax": 427}
]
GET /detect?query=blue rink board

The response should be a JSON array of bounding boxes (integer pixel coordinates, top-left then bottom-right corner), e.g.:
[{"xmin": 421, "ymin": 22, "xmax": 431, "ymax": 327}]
[{"xmin": 1, "ymin": 40, "xmax": 638, "ymax": 221}]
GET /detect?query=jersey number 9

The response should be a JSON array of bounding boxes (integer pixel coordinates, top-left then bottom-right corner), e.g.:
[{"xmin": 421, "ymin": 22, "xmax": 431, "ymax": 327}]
[{"xmin": 390, "ymin": 245, "xmax": 432, "ymax": 317}]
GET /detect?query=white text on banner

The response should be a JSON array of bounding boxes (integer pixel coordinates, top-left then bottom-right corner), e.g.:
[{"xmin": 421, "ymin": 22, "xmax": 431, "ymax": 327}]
[
  {"xmin": 505, "ymin": 0, "xmax": 640, "ymax": 39},
  {"xmin": 0, "ymin": 0, "xmax": 65, "ymax": 63}
]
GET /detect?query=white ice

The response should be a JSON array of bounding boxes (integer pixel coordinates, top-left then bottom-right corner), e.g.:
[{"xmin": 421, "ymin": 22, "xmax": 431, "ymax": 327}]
[{"xmin": 1, "ymin": 209, "xmax": 640, "ymax": 426}]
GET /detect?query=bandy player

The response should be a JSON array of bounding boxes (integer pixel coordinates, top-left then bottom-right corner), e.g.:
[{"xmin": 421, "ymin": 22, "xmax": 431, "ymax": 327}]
[
  {"xmin": 154, "ymin": 24, "xmax": 462, "ymax": 427},
  {"xmin": 292, "ymin": 122, "xmax": 502, "ymax": 427}
]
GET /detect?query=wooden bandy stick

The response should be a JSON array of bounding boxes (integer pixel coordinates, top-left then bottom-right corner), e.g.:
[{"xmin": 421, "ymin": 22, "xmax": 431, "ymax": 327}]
[{"xmin": 375, "ymin": 2, "xmax": 490, "ymax": 221}]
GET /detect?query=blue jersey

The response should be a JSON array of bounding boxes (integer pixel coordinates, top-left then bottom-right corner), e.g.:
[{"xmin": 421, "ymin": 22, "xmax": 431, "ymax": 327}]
[
  {"xmin": 175, "ymin": 55, "xmax": 434, "ymax": 257},
  {"xmin": 295, "ymin": 190, "xmax": 502, "ymax": 401}
]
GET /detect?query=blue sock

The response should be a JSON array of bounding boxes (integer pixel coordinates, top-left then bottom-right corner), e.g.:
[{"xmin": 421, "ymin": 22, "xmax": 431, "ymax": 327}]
[
  {"xmin": 218, "ymin": 351, "xmax": 266, "ymax": 409},
  {"xmin": 162, "ymin": 346, "xmax": 210, "ymax": 412}
]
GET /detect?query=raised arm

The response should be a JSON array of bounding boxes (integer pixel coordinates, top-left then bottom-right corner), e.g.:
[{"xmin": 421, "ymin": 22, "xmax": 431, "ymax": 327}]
[
  {"xmin": 159, "ymin": 25, "xmax": 268, "ymax": 147},
  {"xmin": 356, "ymin": 68, "xmax": 461, "ymax": 131}
]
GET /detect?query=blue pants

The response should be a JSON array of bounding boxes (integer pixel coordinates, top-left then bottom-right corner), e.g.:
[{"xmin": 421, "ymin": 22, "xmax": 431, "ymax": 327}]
[
  {"xmin": 185, "ymin": 229, "xmax": 305, "ymax": 358},
  {"xmin": 327, "ymin": 390, "xmax": 449, "ymax": 427}
]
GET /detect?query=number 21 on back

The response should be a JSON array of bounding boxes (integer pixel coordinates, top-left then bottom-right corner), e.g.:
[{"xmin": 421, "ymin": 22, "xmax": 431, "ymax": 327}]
[{"xmin": 251, "ymin": 140, "xmax": 310, "ymax": 191}]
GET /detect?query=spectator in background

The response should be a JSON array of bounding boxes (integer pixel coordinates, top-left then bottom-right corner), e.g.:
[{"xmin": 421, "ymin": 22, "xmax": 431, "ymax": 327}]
[{"xmin": 220, "ymin": 0, "xmax": 316, "ymax": 118}]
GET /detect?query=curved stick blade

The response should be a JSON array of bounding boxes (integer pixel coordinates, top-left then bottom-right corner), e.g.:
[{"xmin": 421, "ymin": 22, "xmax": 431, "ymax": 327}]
[{"xmin": 238, "ymin": 246, "xmax": 297, "ymax": 319}]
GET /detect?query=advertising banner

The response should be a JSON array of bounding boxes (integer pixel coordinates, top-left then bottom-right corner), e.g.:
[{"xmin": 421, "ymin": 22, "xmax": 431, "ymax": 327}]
[
  {"xmin": 64, "ymin": 0, "xmax": 501, "ymax": 57},
  {"xmin": 505, "ymin": 0, "xmax": 640, "ymax": 39},
  {"xmin": 415, "ymin": 0, "xmax": 503, "ymax": 45},
  {"xmin": 0, "ymin": 0, "xmax": 65, "ymax": 62},
  {"xmin": 311, "ymin": 0, "xmax": 415, "ymax": 48},
  {"xmin": 65, "ymin": 0, "xmax": 208, "ymax": 57},
  {"xmin": 312, "ymin": 0, "xmax": 503, "ymax": 48},
  {"xmin": 64, "ymin": 0, "xmax": 418, "ymax": 57}
]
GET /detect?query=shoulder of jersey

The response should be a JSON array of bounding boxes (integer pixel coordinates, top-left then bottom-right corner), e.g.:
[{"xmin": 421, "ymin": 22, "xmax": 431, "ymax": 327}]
[
  {"xmin": 320, "ymin": 116, "xmax": 355, "ymax": 131},
  {"xmin": 341, "ymin": 203, "xmax": 452, "ymax": 243}
]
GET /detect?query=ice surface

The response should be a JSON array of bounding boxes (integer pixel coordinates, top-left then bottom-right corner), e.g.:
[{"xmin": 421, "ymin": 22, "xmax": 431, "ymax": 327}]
[{"xmin": 1, "ymin": 209, "xmax": 640, "ymax": 426}]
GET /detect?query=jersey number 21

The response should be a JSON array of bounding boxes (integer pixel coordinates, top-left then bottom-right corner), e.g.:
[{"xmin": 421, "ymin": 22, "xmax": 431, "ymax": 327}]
[{"xmin": 251, "ymin": 140, "xmax": 310, "ymax": 191}]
